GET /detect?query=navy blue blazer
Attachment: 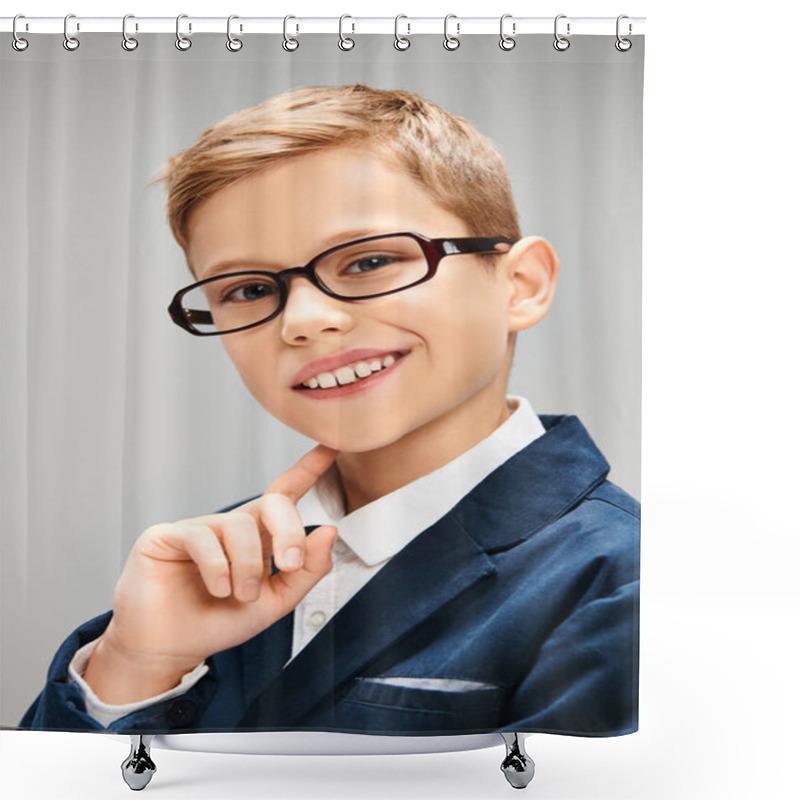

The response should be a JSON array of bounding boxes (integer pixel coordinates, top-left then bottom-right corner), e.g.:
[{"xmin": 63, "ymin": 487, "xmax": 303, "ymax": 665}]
[{"xmin": 20, "ymin": 414, "xmax": 640, "ymax": 737}]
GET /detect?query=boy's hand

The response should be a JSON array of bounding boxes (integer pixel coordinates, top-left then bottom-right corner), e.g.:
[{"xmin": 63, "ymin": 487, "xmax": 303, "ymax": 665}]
[{"xmin": 83, "ymin": 444, "xmax": 339, "ymax": 705}]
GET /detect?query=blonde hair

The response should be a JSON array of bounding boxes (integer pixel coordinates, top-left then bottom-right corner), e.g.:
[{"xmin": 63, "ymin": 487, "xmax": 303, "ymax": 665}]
[{"xmin": 156, "ymin": 84, "xmax": 521, "ymax": 254}]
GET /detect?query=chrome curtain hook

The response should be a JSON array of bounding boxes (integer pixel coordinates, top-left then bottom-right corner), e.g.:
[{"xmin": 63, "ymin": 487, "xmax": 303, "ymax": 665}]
[
  {"xmin": 499, "ymin": 14, "xmax": 516, "ymax": 51},
  {"xmin": 615, "ymin": 14, "xmax": 632, "ymax": 51},
  {"xmin": 283, "ymin": 15, "xmax": 299, "ymax": 51},
  {"xmin": 122, "ymin": 14, "xmax": 139, "ymax": 51},
  {"xmin": 394, "ymin": 15, "xmax": 410, "ymax": 51},
  {"xmin": 553, "ymin": 14, "xmax": 570, "ymax": 51},
  {"xmin": 227, "ymin": 15, "xmax": 243, "ymax": 51},
  {"xmin": 63, "ymin": 13, "xmax": 80, "ymax": 51},
  {"xmin": 175, "ymin": 14, "xmax": 192, "ymax": 51},
  {"xmin": 443, "ymin": 14, "xmax": 460, "ymax": 51},
  {"xmin": 338, "ymin": 15, "xmax": 355, "ymax": 51},
  {"xmin": 12, "ymin": 14, "xmax": 29, "ymax": 51}
]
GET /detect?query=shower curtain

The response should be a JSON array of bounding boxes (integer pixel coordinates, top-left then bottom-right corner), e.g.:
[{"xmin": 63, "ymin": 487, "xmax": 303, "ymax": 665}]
[{"xmin": 1, "ymin": 23, "xmax": 643, "ymax": 743}]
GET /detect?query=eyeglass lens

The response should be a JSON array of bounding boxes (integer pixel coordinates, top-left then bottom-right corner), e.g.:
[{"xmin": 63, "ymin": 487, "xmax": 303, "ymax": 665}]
[{"xmin": 180, "ymin": 235, "xmax": 430, "ymax": 333}]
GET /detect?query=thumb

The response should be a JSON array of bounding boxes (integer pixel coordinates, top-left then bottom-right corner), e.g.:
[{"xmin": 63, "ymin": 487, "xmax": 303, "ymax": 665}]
[
  {"xmin": 302, "ymin": 525, "xmax": 338, "ymax": 575},
  {"xmin": 262, "ymin": 525, "xmax": 337, "ymax": 618}
]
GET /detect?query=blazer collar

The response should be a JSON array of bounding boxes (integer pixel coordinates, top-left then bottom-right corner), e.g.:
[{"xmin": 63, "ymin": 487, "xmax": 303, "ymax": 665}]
[{"xmin": 451, "ymin": 414, "xmax": 610, "ymax": 552}]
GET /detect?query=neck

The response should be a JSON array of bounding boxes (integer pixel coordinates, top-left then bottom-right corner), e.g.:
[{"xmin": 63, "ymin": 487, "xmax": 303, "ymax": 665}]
[{"xmin": 335, "ymin": 385, "xmax": 513, "ymax": 514}]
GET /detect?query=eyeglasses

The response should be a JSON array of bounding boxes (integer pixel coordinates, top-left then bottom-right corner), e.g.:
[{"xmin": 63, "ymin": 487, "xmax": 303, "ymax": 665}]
[{"xmin": 168, "ymin": 231, "xmax": 516, "ymax": 336}]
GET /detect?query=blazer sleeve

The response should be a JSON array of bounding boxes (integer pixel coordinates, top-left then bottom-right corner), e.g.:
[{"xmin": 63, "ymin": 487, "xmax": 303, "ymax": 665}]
[
  {"xmin": 18, "ymin": 611, "xmax": 219, "ymax": 733},
  {"xmin": 501, "ymin": 578, "xmax": 640, "ymax": 736}
]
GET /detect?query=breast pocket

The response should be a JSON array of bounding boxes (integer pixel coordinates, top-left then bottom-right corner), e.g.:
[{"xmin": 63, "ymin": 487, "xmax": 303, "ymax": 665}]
[{"xmin": 337, "ymin": 676, "xmax": 505, "ymax": 734}]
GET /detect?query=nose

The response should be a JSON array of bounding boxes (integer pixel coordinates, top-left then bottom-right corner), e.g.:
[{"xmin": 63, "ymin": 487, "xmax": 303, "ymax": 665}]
[{"xmin": 279, "ymin": 274, "xmax": 355, "ymax": 344}]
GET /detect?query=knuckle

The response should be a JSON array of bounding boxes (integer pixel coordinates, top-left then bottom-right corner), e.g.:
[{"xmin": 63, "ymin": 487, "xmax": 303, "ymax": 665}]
[
  {"xmin": 141, "ymin": 522, "xmax": 176, "ymax": 540},
  {"xmin": 226, "ymin": 511, "xmax": 253, "ymax": 527},
  {"xmin": 204, "ymin": 557, "xmax": 230, "ymax": 573},
  {"xmin": 261, "ymin": 491, "xmax": 289, "ymax": 509},
  {"xmin": 232, "ymin": 557, "xmax": 263, "ymax": 573}
]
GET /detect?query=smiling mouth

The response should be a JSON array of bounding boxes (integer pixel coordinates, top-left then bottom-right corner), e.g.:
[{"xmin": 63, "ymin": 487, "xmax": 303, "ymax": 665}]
[{"xmin": 293, "ymin": 351, "xmax": 409, "ymax": 391}]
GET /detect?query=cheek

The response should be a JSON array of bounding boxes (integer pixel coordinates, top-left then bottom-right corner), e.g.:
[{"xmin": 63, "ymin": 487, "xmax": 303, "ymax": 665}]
[
  {"xmin": 222, "ymin": 338, "xmax": 281, "ymax": 406},
  {"xmin": 221, "ymin": 339, "xmax": 255, "ymax": 385},
  {"xmin": 425, "ymin": 282, "xmax": 509, "ymax": 377}
]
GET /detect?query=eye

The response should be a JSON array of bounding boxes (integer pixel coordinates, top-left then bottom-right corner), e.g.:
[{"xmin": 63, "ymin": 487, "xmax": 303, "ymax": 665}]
[
  {"xmin": 220, "ymin": 280, "xmax": 278, "ymax": 303},
  {"xmin": 342, "ymin": 255, "xmax": 397, "ymax": 274}
]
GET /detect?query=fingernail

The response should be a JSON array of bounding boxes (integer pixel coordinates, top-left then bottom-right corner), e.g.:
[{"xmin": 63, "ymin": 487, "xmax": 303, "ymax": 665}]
[
  {"xmin": 283, "ymin": 547, "xmax": 303, "ymax": 570},
  {"xmin": 243, "ymin": 579, "xmax": 260, "ymax": 602}
]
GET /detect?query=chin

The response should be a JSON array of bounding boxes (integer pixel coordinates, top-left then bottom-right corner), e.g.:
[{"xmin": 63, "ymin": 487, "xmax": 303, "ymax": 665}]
[{"xmin": 298, "ymin": 420, "xmax": 412, "ymax": 454}]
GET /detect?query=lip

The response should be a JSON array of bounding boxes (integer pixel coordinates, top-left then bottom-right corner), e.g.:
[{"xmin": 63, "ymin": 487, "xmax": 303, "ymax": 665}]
[{"xmin": 290, "ymin": 347, "xmax": 410, "ymax": 388}]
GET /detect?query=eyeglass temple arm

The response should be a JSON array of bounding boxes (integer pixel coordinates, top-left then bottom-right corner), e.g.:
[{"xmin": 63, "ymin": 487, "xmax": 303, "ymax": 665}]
[
  {"xmin": 438, "ymin": 237, "xmax": 516, "ymax": 255},
  {"xmin": 168, "ymin": 301, "xmax": 214, "ymax": 331},
  {"xmin": 183, "ymin": 309, "xmax": 213, "ymax": 325}
]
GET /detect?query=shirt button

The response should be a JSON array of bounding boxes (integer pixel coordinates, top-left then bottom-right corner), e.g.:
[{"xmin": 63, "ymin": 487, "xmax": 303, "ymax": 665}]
[{"xmin": 308, "ymin": 610, "xmax": 328, "ymax": 630}]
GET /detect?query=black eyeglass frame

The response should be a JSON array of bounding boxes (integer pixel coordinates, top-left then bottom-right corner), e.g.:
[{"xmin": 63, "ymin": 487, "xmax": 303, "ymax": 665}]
[{"xmin": 168, "ymin": 231, "xmax": 517, "ymax": 336}]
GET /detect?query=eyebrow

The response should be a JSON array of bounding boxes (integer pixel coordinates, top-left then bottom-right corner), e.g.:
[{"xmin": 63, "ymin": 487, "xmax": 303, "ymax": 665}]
[{"xmin": 199, "ymin": 227, "xmax": 392, "ymax": 280}]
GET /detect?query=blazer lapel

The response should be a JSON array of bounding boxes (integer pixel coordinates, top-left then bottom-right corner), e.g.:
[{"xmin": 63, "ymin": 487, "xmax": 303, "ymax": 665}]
[
  {"xmin": 239, "ymin": 512, "xmax": 496, "ymax": 728},
  {"xmin": 237, "ymin": 611, "xmax": 294, "ymax": 711}
]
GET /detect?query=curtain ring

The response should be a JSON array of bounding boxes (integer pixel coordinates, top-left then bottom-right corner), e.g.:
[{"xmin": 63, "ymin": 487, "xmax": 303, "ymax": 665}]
[
  {"xmin": 499, "ymin": 14, "xmax": 516, "ymax": 51},
  {"xmin": 553, "ymin": 14, "xmax": 570, "ymax": 51},
  {"xmin": 121, "ymin": 14, "xmax": 139, "ymax": 51},
  {"xmin": 175, "ymin": 14, "xmax": 192, "ymax": 51},
  {"xmin": 63, "ymin": 14, "xmax": 80, "ymax": 51},
  {"xmin": 443, "ymin": 14, "xmax": 460, "ymax": 51},
  {"xmin": 615, "ymin": 15, "xmax": 632, "ymax": 52},
  {"xmin": 394, "ymin": 15, "xmax": 410, "ymax": 51},
  {"xmin": 226, "ymin": 15, "xmax": 243, "ymax": 51},
  {"xmin": 283, "ymin": 15, "xmax": 299, "ymax": 51},
  {"xmin": 12, "ymin": 15, "xmax": 29, "ymax": 52},
  {"xmin": 338, "ymin": 15, "xmax": 355, "ymax": 51}
]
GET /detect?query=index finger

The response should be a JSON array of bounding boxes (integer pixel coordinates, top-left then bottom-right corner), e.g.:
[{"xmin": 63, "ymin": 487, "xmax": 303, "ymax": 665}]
[{"xmin": 263, "ymin": 444, "xmax": 339, "ymax": 504}]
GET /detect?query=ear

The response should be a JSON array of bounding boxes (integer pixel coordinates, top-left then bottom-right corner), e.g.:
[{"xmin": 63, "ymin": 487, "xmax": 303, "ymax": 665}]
[{"xmin": 503, "ymin": 236, "xmax": 559, "ymax": 332}]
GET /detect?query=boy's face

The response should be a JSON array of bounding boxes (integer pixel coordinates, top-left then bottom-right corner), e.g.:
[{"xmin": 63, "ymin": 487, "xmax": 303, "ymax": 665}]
[{"xmin": 186, "ymin": 146, "xmax": 516, "ymax": 452}]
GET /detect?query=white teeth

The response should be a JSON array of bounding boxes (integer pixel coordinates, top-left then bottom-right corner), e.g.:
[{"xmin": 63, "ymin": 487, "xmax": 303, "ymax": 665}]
[
  {"xmin": 301, "ymin": 353, "xmax": 403, "ymax": 389},
  {"xmin": 334, "ymin": 366, "xmax": 357, "ymax": 385},
  {"xmin": 354, "ymin": 362, "xmax": 373, "ymax": 378}
]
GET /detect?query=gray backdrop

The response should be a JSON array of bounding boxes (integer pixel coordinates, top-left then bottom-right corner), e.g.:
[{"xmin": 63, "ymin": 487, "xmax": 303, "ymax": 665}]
[{"xmin": 0, "ymin": 33, "xmax": 643, "ymax": 725}]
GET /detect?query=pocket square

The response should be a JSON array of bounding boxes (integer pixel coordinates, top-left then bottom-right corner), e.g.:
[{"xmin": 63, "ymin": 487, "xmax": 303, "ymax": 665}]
[{"xmin": 359, "ymin": 677, "xmax": 499, "ymax": 693}]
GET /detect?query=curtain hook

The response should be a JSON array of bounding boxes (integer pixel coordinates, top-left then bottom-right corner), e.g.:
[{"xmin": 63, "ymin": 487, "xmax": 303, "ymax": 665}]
[
  {"xmin": 615, "ymin": 15, "xmax": 632, "ymax": 52},
  {"xmin": 226, "ymin": 15, "xmax": 243, "ymax": 51},
  {"xmin": 339, "ymin": 15, "xmax": 355, "ymax": 51},
  {"xmin": 283, "ymin": 15, "xmax": 299, "ymax": 51},
  {"xmin": 175, "ymin": 14, "xmax": 192, "ymax": 51},
  {"xmin": 499, "ymin": 14, "xmax": 516, "ymax": 51},
  {"xmin": 12, "ymin": 14, "xmax": 29, "ymax": 51},
  {"xmin": 443, "ymin": 14, "xmax": 460, "ymax": 51},
  {"xmin": 394, "ymin": 15, "xmax": 410, "ymax": 51},
  {"xmin": 122, "ymin": 14, "xmax": 139, "ymax": 51},
  {"xmin": 553, "ymin": 14, "xmax": 570, "ymax": 51},
  {"xmin": 63, "ymin": 13, "xmax": 80, "ymax": 51}
]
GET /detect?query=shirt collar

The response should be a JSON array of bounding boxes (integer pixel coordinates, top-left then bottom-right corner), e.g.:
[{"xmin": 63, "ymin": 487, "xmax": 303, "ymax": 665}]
[{"xmin": 295, "ymin": 396, "xmax": 545, "ymax": 566}]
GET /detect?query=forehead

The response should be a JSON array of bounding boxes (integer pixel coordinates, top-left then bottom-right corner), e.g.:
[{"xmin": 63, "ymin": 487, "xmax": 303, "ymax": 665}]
[{"xmin": 186, "ymin": 146, "xmax": 468, "ymax": 278}]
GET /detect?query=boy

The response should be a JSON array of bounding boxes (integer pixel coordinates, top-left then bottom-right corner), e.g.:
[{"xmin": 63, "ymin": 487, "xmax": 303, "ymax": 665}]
[{"xmin": 21, "ymin": 84, "xmax": 639, "ymax": 736}]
